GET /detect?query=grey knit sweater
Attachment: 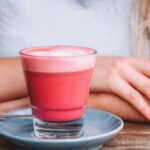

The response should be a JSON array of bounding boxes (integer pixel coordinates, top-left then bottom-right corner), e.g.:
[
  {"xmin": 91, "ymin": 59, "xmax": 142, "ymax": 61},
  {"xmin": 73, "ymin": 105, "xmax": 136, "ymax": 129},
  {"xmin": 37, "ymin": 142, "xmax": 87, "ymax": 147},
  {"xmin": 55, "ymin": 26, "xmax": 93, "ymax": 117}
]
[{"xmin": 0, "ymin": 0, "xmax": 132, "ymax": 57}]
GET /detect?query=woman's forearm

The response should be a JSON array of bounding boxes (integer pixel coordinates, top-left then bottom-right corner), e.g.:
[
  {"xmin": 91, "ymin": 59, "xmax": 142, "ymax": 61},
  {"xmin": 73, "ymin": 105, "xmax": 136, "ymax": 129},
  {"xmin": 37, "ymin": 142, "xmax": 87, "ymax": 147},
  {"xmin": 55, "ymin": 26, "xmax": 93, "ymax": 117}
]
[
  {"xmin": 0, "ymin": 97, "xmax": 30, "ymax": 115},
  {"xmin": 0, "ymin": 57, "xmax": 27, "ymax": 101},
  {"xmin": 88, "ymin": 93, "xmax": 146, "ymax": 122}
]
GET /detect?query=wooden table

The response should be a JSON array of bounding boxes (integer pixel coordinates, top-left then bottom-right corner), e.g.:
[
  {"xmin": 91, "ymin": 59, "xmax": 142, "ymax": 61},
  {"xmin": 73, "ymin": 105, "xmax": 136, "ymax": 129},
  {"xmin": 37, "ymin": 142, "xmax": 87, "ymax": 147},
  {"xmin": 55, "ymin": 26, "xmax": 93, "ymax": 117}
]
[
  {"xmin": 0, "ymin": 122, "xmax": 150, "ymax": 150},
  {"xmin": 103, "ymin": 122, "xmax": 150, "ymax": 150}
]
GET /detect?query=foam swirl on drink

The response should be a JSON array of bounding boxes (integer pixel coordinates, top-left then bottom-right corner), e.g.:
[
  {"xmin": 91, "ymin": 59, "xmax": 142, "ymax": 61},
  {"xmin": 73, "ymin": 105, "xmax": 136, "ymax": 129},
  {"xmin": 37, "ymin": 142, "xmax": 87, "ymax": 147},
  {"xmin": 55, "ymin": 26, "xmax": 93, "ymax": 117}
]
[
  {"xmin": 21, "ymin": 46, "xmax": 96, "ymax": 73},
  {"xmin": 30, "ymin": 50, "xmax": 88, "ymax": 57}
]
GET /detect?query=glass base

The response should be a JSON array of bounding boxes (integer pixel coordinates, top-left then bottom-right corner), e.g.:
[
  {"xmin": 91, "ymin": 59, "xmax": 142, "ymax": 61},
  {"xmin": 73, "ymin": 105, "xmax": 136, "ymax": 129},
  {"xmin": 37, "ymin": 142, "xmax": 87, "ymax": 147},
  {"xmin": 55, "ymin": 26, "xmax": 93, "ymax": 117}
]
[{"xmin": 33, "ymin": 117, "xmax": 84, "ymax": 139}]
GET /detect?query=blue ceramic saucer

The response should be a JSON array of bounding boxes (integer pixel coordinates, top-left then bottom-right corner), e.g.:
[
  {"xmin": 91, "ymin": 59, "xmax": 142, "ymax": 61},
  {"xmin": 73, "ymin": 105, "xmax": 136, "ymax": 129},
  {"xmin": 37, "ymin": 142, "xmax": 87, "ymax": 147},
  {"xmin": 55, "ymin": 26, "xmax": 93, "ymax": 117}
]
[{"xmin": 0, "ymin": 108, "xmax": 123, "ymax": 150}]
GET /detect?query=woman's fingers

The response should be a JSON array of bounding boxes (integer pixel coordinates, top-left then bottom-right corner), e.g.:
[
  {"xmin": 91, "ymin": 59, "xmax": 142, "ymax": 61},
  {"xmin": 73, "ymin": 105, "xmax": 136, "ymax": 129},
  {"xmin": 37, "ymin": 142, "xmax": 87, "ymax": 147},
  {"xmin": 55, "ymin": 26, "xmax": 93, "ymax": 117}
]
[
  {"xmin": 0, "ymin": 97, "xmax": 30, "ymax": 115},
  {"xmin": 130, "ymin": 57, "xmax": 150, "ymax": 77},
  {"xmin": 110, "ymin": 73, "xmax": 150, "ymax": 120},
  {"xmin": 119, "ymin": 64, "xmax": 150, "ymax": 101}
]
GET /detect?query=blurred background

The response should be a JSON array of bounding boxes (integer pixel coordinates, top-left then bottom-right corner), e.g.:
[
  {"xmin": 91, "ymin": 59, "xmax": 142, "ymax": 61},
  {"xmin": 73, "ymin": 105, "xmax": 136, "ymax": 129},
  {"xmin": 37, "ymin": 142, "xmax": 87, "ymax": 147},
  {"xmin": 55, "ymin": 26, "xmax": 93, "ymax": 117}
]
[{"xmin": 0, "ymin": 0, "xmax": 149, "ymax": 57}]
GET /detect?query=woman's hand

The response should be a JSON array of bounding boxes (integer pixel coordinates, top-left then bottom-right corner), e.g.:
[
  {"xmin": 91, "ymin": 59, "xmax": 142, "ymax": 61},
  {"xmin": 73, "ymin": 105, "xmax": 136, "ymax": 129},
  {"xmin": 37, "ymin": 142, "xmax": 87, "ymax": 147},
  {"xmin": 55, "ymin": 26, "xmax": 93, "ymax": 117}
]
[{"xmin": 91, "ymin": 56, "xmax": 150, "ymax": 120}]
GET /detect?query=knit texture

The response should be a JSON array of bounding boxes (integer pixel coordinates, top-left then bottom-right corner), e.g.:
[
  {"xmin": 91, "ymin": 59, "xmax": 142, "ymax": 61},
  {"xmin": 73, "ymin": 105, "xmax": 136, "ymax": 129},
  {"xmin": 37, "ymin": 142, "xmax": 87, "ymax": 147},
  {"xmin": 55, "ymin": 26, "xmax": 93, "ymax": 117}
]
[{"xmin": 0, "ymin": 0, "xmax": 132, "ymax": 57}]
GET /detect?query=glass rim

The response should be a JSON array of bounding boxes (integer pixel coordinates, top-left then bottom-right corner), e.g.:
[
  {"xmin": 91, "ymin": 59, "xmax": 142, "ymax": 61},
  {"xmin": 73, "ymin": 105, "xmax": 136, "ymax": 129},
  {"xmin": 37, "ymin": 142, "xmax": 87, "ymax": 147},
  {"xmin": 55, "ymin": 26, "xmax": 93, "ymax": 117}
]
[{"xmin": 20, "ymin": 45, "xmax": 97, "ymax": 59}]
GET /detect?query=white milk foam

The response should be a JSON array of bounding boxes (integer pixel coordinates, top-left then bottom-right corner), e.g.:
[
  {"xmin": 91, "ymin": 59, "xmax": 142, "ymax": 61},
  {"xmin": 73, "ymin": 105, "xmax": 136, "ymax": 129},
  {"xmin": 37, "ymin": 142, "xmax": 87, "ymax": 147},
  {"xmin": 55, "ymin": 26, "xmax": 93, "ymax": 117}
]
[
  {"xmin": 30, "ymin": 50, "xmax": 88, "ymax": 57},
  {"xmin": 22, "ymin": 47, "xmax": 96, "ymax": 73}
]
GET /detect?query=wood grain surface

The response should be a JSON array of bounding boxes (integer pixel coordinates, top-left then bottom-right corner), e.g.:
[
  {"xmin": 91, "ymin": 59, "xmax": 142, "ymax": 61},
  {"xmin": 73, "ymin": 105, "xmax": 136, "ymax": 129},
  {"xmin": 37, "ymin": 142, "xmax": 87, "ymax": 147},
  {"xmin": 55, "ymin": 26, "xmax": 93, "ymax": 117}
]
[
  {"xmin": 0, "ymin": 122, "xmax": 150, "ymax": 150},
  {"xmin": 103, "ymin": 122, "xmax": 150, "ymax": 150}
]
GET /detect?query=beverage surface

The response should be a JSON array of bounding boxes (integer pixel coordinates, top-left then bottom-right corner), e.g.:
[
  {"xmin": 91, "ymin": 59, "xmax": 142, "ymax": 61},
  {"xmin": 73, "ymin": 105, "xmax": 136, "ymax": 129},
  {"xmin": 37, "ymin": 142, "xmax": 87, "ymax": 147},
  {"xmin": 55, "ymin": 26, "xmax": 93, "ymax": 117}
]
[
  {"xmin": 21, "ymin": 46, "xmax": 96, "ymax": 73},
  {"xmin": 30, "ymin": 49, "xmax": 88, "ymax": 57}
]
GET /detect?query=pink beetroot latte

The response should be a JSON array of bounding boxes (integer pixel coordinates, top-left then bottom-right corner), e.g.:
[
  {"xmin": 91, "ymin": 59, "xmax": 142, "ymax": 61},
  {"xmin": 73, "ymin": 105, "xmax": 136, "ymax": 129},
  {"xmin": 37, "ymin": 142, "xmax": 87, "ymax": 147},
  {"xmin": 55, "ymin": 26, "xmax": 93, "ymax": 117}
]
[{"xmin": 20, "ymin": 46, "xmax": 96, "ymax": 122}]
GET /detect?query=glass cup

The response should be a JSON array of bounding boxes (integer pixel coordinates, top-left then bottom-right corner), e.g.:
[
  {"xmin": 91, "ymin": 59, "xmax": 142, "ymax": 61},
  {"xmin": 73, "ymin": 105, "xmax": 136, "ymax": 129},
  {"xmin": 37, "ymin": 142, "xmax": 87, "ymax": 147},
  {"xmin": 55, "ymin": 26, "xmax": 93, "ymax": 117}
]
[{"xmin": 20, "ymin": 46, "xmax": 97, "ymax": 139}]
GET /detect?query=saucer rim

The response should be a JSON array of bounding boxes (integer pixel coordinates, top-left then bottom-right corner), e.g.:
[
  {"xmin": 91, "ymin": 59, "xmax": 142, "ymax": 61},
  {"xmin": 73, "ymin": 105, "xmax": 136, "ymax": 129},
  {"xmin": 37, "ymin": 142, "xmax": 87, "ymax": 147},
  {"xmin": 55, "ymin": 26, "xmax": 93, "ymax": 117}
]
[{"xmin": 0, "ymin": 108, "xmax": 124, "ymax": 144}]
